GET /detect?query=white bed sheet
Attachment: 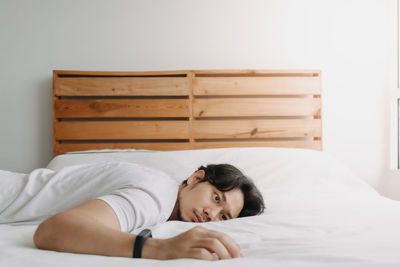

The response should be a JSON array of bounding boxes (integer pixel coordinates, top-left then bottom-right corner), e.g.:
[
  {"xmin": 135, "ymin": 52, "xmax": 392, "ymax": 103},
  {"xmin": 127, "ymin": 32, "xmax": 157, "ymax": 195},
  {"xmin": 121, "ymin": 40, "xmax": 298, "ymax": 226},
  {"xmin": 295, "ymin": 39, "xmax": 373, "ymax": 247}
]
[{"xmin": 1, "ymin": 147, "xmax": 400, "ymax": 267}]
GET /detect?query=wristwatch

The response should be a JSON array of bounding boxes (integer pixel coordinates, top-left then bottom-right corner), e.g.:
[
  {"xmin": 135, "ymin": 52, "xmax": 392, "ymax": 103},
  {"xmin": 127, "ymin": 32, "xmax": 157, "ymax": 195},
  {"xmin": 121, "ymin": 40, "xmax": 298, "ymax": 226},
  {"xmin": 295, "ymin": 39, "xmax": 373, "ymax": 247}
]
[{"xmin": 133, "ymin": 229, "xmax": 152, "ymax": 258}]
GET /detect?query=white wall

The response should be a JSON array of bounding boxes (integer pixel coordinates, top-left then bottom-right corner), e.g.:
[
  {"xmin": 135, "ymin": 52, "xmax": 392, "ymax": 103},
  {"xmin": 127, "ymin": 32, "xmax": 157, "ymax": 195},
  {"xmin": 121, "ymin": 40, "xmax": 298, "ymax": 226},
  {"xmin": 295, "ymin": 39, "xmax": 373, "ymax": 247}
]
[{"xmin": 1, "ymin": 0, "xmax": 399, "ymax": 199}]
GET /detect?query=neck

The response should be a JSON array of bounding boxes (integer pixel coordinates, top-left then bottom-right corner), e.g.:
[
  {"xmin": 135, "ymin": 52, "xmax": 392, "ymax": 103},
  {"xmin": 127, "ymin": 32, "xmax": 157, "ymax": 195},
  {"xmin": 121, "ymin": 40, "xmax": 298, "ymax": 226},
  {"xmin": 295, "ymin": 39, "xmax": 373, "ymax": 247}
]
[{"xmin": 168, "ymin": 184, "xmax": 184, "ymax": 221}]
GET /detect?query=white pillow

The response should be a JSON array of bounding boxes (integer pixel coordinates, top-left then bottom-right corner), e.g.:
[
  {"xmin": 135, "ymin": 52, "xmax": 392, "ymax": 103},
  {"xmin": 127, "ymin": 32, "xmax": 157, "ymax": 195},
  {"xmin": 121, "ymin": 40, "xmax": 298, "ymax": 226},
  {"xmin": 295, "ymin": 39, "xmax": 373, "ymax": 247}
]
[{"xmin": 47, "ymin": 147, "xmax": 377, "ymax": 195}]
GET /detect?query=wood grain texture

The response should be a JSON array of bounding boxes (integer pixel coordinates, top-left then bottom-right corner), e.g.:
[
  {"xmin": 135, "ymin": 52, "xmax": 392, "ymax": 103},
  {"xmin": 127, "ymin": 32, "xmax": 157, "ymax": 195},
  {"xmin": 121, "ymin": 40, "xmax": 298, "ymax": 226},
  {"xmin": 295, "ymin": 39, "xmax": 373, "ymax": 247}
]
[
  {"xmin": 193, "ymin": 98, "xmax": 321, "ymax": 117},
  {"xmin": 53, "ymin": 70, "xmax": 322, "ymax": 155},
  {"xmin": 54, "ymin": 70, "xmax": 189, "ymax": 76},
  {"xmin": 192, "ymin": 119, "xmax": 321, "ymax": 138},
  {"xmin": 54, "ymin": 77, "xmax": 189, "ymax": 96},
  {"xmin": 55, "ymin": 99, "xmax": 189, "ymax": 118},
  {"xmin": 193, "ymin": 69, "xmax": 320, "ymax": 75},
  {"xmin": 55, "ymin": 121, "xmax": 190, "ymax": 140},
  {"xmin": 54, "ymin": 140, "xmax": 322, "ymax": 155},
  {"xmin": 193, "ymin": 76, "xmax": 321, "ymax": 95}
]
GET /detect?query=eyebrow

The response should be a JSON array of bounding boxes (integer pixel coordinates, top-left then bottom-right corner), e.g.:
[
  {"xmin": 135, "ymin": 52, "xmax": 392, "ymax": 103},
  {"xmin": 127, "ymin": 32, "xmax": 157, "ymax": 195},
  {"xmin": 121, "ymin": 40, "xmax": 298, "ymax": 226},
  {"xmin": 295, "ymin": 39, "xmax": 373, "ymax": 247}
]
[{"xmin": 221, "ymin": 192, "xmax": 233, "ymax": 219}]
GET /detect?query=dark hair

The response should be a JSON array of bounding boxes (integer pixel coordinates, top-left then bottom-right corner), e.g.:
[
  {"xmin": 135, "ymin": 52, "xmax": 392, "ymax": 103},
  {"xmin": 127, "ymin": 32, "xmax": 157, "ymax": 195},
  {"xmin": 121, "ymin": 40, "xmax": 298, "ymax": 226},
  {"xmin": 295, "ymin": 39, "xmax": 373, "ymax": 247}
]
[{"xmin": 183, "ymin": 164, "xmax": 265, "ymax": 217}]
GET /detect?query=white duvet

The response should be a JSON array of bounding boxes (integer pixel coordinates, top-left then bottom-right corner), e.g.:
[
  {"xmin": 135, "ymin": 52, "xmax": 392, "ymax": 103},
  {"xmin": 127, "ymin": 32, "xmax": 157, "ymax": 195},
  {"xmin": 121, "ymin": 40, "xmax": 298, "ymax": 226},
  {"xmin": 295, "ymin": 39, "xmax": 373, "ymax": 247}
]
[{"xmin": 1, "ymin": 147, "xmax": 400, "ymax": 267}]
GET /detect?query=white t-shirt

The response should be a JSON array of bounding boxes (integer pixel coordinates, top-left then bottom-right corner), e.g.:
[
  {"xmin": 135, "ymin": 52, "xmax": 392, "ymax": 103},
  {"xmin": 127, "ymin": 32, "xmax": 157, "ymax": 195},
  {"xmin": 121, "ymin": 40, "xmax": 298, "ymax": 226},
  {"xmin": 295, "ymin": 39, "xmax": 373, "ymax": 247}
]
[{"xmin": 0, "ymin": 162, "xmax": 179, "ymax": 232}]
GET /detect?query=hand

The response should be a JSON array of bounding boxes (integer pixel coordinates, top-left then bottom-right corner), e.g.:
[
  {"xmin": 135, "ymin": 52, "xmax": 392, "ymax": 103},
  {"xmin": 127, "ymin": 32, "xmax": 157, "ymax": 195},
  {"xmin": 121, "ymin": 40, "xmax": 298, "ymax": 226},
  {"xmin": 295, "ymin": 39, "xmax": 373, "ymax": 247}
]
[{"xmin": 142, "ymin": 226, "xmax": 244, "ymax": 260}]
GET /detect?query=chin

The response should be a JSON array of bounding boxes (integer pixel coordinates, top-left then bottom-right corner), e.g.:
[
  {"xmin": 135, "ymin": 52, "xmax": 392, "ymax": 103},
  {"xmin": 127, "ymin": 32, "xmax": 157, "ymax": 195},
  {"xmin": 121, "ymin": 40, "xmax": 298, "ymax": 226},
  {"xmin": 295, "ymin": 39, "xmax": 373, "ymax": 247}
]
[{"xmin": 177, "ymin": 209, "xmax": 190, "ymax": 222}]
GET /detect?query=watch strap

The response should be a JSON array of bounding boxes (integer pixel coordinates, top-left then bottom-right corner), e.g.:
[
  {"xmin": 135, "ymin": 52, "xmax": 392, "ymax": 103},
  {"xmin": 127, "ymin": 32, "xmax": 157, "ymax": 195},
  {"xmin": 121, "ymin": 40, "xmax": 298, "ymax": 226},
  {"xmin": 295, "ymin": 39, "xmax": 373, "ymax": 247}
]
[{"xmin": 133, "ymin": 229, "xmax": 152, "ymax": 258}]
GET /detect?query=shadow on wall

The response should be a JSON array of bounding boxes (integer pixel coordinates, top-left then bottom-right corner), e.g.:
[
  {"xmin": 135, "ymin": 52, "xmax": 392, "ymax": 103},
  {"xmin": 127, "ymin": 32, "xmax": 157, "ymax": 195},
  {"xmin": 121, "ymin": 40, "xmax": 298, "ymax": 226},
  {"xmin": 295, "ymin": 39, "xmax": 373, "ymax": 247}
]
[{"xmin": 35, "ymin": 76, "xmax": 53, "ymax": 168}]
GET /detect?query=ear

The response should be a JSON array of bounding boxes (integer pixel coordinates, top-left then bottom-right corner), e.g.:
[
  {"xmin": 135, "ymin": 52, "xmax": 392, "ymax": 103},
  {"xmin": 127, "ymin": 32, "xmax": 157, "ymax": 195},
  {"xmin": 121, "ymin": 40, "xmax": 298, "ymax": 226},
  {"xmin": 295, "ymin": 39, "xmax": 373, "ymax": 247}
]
[{"xmin": 186, "ymin": 169, "xmax": 206, "ymax": 185}]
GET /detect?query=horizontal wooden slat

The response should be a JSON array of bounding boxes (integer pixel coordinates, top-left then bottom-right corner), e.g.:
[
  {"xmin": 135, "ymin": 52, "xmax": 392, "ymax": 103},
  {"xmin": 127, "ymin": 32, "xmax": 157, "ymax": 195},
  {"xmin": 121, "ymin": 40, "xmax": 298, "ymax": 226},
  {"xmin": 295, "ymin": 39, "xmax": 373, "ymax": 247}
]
[
  {"xmin": 193, "ymin": 98, "xmax": 321, "ymax": 117},
  {"xmin": 55, "ymin": 99, "xmax": 189, "ymax": 118},
  {"xmin": 54, "ymin": 142, "xmax": 193, "ymax": 155},
  {"xmin": 54, "ymin": 77, "xmax": 189, "ymax": 96},
  {"xmin": 191, "ymin": 140, "xmax": 322, "ymax": 150},
  {"xmin": 192, "ymin": 119, "xmax": 321, "ymax": 138},
  {"xmin": 54, "ymin": 140, "xmax": 322, "ymax": 155},
  {"xmin": 55, "ymin": 121, "xmax": 189, "ymax": 140},
  {"xmin": 54, "ymin": 70, "xmax": 189, "ymax": 76},
  {"xmin": 193, "ymin": 76, "xmax": 321, "ymax": 95},
  {"xmin": 193, "ymin": 69, "xmax": 320, "ymax": 75}
]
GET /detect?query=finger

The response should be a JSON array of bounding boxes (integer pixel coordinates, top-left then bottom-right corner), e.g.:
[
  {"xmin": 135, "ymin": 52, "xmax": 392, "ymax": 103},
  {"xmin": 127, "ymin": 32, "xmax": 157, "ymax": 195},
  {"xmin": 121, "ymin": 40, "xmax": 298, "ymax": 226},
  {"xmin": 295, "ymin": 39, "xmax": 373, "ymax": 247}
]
[
  {"xmin": 191, "ymin": 225, "xmax": 206, "ymax": 233},
  {"xmin": 191, "ymin": 248, "xmax": 214, "ymax": 261},
  {"xmin": 195, "ymin": 227, "xmax": 239, "ymax": 248},
  {"xmin": 199, "ymin": 238, "xmax": 230, "ymax": 260},
  {"xmin": 191, "ymin": 227, "xmax": 242, "ymax": 258},
  {"xmin": 206, "ymin": 230, "xmax": 242, "ymax": 258}
]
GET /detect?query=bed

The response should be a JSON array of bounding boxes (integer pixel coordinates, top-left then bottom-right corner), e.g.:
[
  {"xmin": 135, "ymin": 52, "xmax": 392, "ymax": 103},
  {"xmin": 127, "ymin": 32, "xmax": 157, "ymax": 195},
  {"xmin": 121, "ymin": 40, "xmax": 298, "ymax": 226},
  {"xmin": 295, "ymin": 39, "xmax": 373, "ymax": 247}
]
[{"xmin": 1, "ymin": 70, "xmax": 400, "ymax": 267}]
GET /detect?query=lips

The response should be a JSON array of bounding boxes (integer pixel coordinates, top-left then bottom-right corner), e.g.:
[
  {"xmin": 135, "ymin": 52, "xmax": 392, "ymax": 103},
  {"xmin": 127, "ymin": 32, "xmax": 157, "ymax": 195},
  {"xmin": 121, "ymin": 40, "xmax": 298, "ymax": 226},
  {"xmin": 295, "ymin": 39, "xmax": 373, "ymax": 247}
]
[{"xmin": 193, "ymin": 210, "xmax": 204, "ymax": 223}]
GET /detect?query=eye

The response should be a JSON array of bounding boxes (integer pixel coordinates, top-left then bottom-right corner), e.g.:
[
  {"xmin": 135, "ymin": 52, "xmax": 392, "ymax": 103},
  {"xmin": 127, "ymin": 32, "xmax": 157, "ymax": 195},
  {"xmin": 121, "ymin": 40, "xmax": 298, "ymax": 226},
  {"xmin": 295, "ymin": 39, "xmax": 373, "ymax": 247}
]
[
  {"xmin": 221, "ymin": 214, "xmax": 228, "ymax": 220},
  {"xmin": 214, "ymin": 193, "xmax": 220, "ymax": 203}
]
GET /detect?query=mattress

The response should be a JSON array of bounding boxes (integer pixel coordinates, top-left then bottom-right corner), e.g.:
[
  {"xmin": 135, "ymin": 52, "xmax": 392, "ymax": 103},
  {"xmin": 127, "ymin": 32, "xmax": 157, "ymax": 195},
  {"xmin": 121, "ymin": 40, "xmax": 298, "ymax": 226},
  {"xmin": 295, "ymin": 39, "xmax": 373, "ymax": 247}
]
[{"xmin": 1, "ymin": 147, "xmax": 400, "ymax": 266}]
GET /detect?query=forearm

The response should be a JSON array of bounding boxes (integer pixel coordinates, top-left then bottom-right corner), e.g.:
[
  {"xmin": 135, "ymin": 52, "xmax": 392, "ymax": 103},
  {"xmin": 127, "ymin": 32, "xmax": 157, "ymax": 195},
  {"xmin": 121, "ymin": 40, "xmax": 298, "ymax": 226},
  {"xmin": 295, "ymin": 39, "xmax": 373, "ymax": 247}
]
[
  {"xmin": 34, "ymin": 211, "xmax": 135, "ymax": 257},
  {"xmin": 34, "ymin": 208, "xmax": 242, "ymax": 260}
]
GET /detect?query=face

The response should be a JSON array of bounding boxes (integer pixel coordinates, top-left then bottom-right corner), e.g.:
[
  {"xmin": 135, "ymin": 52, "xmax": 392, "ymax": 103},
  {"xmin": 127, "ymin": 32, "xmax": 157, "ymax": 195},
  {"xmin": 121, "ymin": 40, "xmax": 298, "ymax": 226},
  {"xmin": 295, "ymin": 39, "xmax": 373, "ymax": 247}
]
[{"xmin": 177, "ymin": 170, "xmax": 244, "ymax": 223}]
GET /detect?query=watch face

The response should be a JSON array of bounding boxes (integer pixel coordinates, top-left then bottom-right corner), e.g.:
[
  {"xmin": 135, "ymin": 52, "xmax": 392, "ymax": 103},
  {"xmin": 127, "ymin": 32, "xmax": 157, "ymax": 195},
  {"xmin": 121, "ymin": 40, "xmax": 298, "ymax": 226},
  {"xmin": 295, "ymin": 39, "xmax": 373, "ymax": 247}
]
[{"xmin": 140, "ymin": 229, "xmax": 152, "ymax": 238}]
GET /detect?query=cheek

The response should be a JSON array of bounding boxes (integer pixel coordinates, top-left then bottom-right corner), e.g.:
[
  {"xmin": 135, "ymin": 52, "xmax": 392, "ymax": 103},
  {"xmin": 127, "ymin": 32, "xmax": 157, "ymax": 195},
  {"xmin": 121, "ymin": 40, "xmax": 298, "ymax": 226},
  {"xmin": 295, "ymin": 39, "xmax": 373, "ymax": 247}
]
[
  {"xmin": 179, "ymin": 192, "xmax": 194, "ymax": 214},
  {"xmin": 181, "ymin": 187, "xmax": 208, "ymax": 211},
  {"xmin": 190, "ymin": 188, "xmax": 209, "ymax": 204}
]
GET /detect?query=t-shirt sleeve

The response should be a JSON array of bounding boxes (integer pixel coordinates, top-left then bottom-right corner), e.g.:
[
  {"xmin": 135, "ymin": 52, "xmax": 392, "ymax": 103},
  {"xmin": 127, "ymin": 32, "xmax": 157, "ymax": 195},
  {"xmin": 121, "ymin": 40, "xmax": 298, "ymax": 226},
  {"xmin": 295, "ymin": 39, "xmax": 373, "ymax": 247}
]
[
  {"xmin": 93, "ymin": 162, "xmax": 178, "ymax": 233},
  {"xmin": 98, "ymin": 188, "xmax": 157, "ymax": 232},
  {"xmin": 97, "ymin": 181, "xmax": 177, "ymax": 232},
  {"xmin": 97, "ymin": 194, "xmax": 133, "ymax": 233}
]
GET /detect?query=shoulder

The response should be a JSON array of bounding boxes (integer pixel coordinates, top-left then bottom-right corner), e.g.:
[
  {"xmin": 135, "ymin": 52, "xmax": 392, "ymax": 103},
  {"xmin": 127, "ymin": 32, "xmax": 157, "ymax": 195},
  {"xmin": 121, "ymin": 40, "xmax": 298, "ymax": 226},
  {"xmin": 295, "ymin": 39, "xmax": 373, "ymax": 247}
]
[
  {"xmin": 106, "ymin": 162, "xmax": 177, "ymax": 184},
  {"xmin": 101, "ymin": 162, "xmax": 180, "ymax": 201},
  {"xmin": 104, "ymin": 162, "xmax": 179, "ymax": 225}
]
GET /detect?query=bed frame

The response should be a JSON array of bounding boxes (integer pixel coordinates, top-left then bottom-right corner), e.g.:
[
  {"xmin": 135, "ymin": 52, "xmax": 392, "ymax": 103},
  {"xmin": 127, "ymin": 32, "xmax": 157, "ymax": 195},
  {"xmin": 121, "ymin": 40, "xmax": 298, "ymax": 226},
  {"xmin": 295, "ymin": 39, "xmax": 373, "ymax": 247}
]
[{"xmin": 53, "ymin": 70, "xmax": 322, "ymax": 156}]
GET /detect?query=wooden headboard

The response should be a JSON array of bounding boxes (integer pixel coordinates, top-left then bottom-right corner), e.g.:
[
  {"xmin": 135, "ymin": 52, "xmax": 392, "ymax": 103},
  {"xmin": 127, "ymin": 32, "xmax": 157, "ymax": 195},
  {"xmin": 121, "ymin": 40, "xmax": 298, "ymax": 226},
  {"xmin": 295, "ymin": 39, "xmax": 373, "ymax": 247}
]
[{"xmin": 53, "ymin": 70, "xmax": 322, "ymax": 156}]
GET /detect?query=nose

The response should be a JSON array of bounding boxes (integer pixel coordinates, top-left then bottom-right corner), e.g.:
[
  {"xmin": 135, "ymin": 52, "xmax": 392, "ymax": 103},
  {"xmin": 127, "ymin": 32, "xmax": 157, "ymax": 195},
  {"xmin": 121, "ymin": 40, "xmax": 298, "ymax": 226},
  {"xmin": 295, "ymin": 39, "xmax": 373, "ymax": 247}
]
[{"xmin": 204, "ymin": 207, "xmax": 222, "ymax": 222}]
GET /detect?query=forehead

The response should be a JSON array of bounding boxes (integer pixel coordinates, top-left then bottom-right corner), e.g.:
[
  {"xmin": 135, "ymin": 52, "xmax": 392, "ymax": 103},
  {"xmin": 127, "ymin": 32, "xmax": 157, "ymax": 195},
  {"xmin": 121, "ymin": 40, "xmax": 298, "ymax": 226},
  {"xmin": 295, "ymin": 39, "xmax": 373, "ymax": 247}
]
[{"xmin": 223, "ymin": 187, "xmax": 244, "ymax": 218}]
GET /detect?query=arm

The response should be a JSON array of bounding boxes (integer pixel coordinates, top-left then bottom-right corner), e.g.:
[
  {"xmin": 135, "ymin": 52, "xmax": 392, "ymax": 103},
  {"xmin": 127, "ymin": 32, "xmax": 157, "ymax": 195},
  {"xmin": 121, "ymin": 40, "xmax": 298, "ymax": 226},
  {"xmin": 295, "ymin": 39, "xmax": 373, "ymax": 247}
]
[{"xmin": 34, "ymin": 199, "xmax": 243, "ymax": 260}]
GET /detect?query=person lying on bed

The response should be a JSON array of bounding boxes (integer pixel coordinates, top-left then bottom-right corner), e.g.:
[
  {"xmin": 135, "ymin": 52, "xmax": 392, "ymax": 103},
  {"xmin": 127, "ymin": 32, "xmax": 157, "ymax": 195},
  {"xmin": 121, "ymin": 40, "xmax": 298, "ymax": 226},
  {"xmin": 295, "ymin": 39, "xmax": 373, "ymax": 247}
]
[{"xmin": 0, "ymin": 162, "xmax": 264, "ymax": 260}]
